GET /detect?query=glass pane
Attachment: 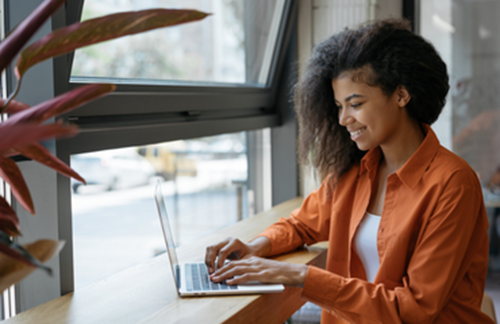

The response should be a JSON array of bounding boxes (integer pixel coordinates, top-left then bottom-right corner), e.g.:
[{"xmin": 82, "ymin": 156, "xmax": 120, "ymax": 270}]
[
  {"xmin": 70, "ymin": 0, "xmax": 285, "ymax": 86},
  {"xmin": 71, "ymin": 132, "xmax": 248, "ymax": 290},
  {"xmin": 420, "ymin": 0, "xmax": 500, "ymax": 272}
]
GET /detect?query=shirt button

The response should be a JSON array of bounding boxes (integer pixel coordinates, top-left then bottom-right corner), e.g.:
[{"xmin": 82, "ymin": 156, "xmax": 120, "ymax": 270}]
[{"xmin": 379, "ymin": 228, "xmax": 384, "ymax": 233}]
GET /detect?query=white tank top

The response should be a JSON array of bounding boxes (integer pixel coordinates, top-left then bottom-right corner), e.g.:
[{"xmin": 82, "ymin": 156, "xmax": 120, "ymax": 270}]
[{"xmin": 354, "ymin": 212, "xmax": 381, "ymax": 283}]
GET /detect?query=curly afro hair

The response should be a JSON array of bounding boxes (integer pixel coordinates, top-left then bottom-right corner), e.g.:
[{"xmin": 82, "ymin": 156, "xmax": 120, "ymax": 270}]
[{"xmin": 295, "ymin": 18, "xmax": 449, "ymax": 180}]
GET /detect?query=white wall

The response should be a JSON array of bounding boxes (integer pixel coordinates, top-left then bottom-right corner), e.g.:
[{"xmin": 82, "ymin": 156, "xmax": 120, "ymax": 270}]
[{"xmin": 7, "ymin": 0, "xmax": 62, "ymax": 313}]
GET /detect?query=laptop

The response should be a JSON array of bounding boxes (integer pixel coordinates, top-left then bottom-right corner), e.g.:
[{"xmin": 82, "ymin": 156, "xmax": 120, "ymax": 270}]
[{"xmin": 154, "ymin": 181, "xmax": 285, "ymax": 296}]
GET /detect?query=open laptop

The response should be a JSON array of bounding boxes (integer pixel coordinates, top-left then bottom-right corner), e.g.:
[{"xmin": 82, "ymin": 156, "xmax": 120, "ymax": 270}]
[{"xmin": 154, "ymin": 181, "xmax": 285, "ymax": 297}]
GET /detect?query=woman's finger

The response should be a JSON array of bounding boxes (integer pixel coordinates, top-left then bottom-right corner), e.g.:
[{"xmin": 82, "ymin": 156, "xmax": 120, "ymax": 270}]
[
  {"xmin": 216, "ymin": 239, "xmax": 245, "ymax": 270},
  {"xmin": 211, "ymin": 264, "xmax": 257, "ymax": 283},
  {"xmin": 211, "ymin": 257, "xmax": 251, "ymax": 277},
  {"xmin": 226, "ymin": 272, "xmax": 265, "ymax": 285},
  {"xmin": 212, "ymin": 257, "xmax": 309, "ymax": 287},
  {"xmin": 205, "ymin": 238, "xmax": 231, "ymax": 273},
  {"xmin": 211, "ymin": 257, "xmax": 268, "ymax": 281}
]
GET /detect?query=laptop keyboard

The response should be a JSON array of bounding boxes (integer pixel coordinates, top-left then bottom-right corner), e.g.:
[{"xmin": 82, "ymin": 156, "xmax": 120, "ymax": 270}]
[{"xmin": 185, "ymin": 263, "xmax": 238, "ymax": 291}]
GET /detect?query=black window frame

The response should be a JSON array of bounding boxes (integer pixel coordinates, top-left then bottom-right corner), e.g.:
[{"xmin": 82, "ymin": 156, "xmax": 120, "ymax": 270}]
[
  {"xmin": 54, "ymin": 0, "xmax": 297, "ymax": 154},
  {"xmin": 52, "ymin": 0, "xmax": 299, "ymax": 295}
]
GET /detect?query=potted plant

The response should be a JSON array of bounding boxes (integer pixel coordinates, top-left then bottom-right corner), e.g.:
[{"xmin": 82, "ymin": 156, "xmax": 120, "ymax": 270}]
[{"xmin": 0, "ymin": 0, "xmax": 209, "ymax": 292}]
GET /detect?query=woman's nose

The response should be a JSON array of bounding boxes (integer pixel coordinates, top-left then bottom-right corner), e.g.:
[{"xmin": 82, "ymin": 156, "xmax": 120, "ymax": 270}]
[{"xmin": 338, "ymin": 107, "xmax": 353, "ymax": 126}]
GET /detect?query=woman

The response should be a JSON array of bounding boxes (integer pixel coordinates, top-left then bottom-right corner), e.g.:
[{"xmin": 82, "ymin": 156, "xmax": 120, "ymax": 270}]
[{"xmin": 205, "ymin": 19, "xmax": 494, "ymax": 323}]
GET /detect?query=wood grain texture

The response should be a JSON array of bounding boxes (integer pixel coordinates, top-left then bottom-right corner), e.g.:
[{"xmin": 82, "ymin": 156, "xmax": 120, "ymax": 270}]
[{"xmin": 3, "ymin": 197, "xmax": 328, "ymax": 324}]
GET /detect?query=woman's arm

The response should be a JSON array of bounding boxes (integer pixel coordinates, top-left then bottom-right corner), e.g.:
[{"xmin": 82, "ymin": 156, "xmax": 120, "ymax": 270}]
[
  {"xmin": 205, "ymin": 175, "xmax": 334, "ymax": 277},
  {"xmin": 257, "ymin": 177, "xmax": 334, "ymax": 256},
  {"xmin": 210, "ymin": 172, "xmax": 492, "ymax": 323}
]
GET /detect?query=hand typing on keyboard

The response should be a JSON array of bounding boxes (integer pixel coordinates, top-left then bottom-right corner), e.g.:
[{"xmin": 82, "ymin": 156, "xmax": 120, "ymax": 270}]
[
  {"xmin": 205, "ymin": 237, "xmax": 271, "ymax": 274},
  {"xmin": 205, "ymin": 237, "xmax": 309, "ymax": 287}
]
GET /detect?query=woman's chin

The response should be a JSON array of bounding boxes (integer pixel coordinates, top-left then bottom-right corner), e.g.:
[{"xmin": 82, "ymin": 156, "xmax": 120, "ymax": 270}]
[{"xmin": 354, "ymin": 141, "xmax": 373, "ymax": 152}]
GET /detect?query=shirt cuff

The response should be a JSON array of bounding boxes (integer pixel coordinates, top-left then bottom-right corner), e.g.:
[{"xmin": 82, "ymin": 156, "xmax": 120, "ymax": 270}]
[
  {"xmin": 301, "ymin": 265, "xmax": 342, "ymax": 308},
  {"xmin": 254, "ymin": 230, "xmax": 286, "ymax": 256},
  {"xmin": 254, "ymin": 233, "xmax": 279, "ymax": 256}
]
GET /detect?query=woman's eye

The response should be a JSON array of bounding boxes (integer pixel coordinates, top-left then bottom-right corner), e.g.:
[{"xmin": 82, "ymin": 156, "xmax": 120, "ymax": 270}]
[{"xmin": 351, "ymin": 103, "xmax": 362, "ymax": 108}]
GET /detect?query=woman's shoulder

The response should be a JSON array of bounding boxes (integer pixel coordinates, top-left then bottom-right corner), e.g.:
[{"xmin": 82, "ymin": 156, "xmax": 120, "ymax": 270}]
[
  {"xmin": 429, "ymin": 145, "xmax": 481, "ymax": 188},
  {"xmin": 318, "ymin": 165, "xmax": 361, "ymax": 201}
]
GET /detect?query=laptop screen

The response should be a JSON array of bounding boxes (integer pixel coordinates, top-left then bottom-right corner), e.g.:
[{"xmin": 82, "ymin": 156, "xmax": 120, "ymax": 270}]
[{"xmin": 154, "ymin": 181, "xmax": 181, "ymax": 289}]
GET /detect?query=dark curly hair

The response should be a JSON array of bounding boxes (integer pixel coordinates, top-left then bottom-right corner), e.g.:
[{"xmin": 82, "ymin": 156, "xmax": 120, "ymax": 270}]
[{"xmin": 295, "ymin": 19, "xmax": 449, "ymax": 181}]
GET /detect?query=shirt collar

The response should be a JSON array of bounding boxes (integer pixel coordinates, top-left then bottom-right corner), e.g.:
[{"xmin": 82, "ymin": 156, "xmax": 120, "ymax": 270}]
[
  {"xmin": 359, "ymin": 124, "xmax": 441, "ymax": 189},
  {"xmin": 360, "ymin": 146, "xmax": 381, "ymax": 175}
]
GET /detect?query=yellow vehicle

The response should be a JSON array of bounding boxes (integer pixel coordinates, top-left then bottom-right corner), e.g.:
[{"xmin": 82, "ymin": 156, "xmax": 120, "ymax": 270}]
[{"xmin": 137, "ymin": 143, "xmax": 197, "ymax": 180}]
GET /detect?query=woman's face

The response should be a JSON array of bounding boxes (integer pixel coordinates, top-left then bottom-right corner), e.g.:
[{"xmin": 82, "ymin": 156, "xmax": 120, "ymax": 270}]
[{"xmin": 332, "ymin": 73, "xmax": 408, "ymax": 152}]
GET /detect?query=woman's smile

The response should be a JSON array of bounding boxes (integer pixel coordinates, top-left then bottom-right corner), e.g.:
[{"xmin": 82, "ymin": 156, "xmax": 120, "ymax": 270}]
[{"xmin": 348, "ymin": 127, "xmax": 367, "ymax": 140}]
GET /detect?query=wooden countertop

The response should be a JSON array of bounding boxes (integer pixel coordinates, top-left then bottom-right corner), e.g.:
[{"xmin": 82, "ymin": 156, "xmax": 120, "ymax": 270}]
[{"xmin": 3, "ymin": 197, "xmax": 328, "ymax": 324}]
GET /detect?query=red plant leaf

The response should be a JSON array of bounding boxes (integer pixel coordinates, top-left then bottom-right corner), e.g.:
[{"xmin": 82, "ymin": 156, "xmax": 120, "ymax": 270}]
[
  {"xmin": 16, "ymin": 143, "xmax": 86, "ymax": 184},
  {"xmin": 0, "ymin": 123, "xmax": 78, "ymax": 155},
  {"xmin": 0, "ymin": 237, "xmax": 62, "ymax": 273},
  {"xmin": 0, "ymin": 241, "xmax": 34, "ymax": 268},
  {"xmin": 4, "ymin": 84, "xmax": 115, "ymax": 126},
  {"xmin": 2, "ymin": 149, "xmax": 19, "ymax": 158},
  {"xmin": 0, "ymin": 239, "xmax": 64, "ymax": 291},
  {"xmin": 0, "ymin": 98, "xmax": 30, "ymax": 114},
  {"xmin": 15, "ymin": 9, "xmax": 210, "ymax": 78},
  {"xmin": 0, "ymin": 0, "xmax": 66, "ymax": 74},
  {"xmin": 0, "ymin": 196, "xmax": 21, "ymax": 237},
  {"xmin": 0, "ymin": 156, "xmax": 34, "ymax": 214}
]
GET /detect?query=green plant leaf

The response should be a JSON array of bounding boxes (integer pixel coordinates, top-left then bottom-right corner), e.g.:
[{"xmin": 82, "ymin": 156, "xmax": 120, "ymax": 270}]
[
  {"xmin": 4, "ymin": 84, "xmax": 115, "ymax": 126},
  {"xmin": 0, "ymin": 123, "xmax": 78, "ymax": 155},
  {"xmin": 0, "ymin": 197, "xmax": 21, "ymax": 237},
  {"xmin": 16, "ymin": 143, "xmax": 86, "ymax": 184},
  {"xmin": 0, "ymin": 156, "xmax": 35, "ymax": 214},
  {"xmin": 0, "ymin": 0, "xmax": 66, "ymax": 74},
  {"xmin": 15, "ymin": 9, "xmax": 210, "ymax": 79}
]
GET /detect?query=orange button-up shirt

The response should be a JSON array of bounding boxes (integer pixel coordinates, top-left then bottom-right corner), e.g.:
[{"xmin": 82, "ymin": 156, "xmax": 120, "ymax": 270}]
[{"xmin": 260, "ymin": 126, "xmax": 494, "ymax": 323}]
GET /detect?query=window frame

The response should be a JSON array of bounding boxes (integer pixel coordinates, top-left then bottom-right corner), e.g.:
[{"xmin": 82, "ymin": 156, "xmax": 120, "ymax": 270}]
[
  {"xmin": 52, "ymin": 0, "xmax": 299, "ymax": 295},
  {"xmin": 54, "ymin": 0, "xmax": 296, "ymax": 155},
  {"xmin": 403, "ymin": 0, "xmax": 419, "ymax": 32}
]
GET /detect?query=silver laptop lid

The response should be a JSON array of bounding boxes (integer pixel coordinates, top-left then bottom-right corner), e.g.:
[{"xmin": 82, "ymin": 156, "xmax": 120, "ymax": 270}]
[{"xmin": 154, "ymin": 181, "xmax": 181, "ymax": 291}]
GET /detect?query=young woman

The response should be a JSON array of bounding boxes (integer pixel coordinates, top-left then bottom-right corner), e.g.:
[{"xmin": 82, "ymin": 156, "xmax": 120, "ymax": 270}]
[{"xmin": 205, "ymin": 19, "xmax": 494, "ymax": 323}]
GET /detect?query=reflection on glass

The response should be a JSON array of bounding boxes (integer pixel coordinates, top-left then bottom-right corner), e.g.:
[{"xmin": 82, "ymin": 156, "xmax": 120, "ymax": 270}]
[
  {"xmin": 421, "ymin": 0, "xmax": 500, "ymax": 184},
  {"xmin": 420, "ymin": 0, "xmax": 500, "ymax": 270},
  {"xmin": 71, "ymin": 132, "xmax": 247, "ymax": 290},
  {"xmin": 71, "ymin": 0, "xmax": 284, "ymax": 86}
]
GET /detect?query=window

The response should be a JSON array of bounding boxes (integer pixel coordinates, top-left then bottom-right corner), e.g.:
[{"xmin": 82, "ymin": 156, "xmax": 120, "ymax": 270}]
[
  {"xmin": 60, "ymin": 0, "xmax": 295, "ymax": 161},
  {"xmin": 419, "ymin": 0, "xmax": 500, "ymax": 271},
  {"xmin": 55, "ymin": 0, "xmax": 296, "ymax": 294},
  {"xmin": 71, "ymin": 132, "xmax": 250, "ymax": 289},
  {"xmin": 71, "ymin": 0, "xmax": 286, "ymax": 86},
  {"xmin": 6, "ymin": 0, "xmax": 297, "ymax": 309}
]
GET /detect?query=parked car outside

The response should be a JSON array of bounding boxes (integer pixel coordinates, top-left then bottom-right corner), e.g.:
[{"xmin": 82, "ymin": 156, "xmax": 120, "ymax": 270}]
[
  {"xmin": 71, "ymin": 148, "xmax": 156, "ymax": 193},
  {"xmin": 137, "ymin": 141, "xmax": 198, "ymax": 180}
]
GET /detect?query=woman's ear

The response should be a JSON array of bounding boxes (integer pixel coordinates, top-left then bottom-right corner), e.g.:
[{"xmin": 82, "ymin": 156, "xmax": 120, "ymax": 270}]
[{"xmin": 395, "ymin": 85, "xmax": 411, "ymax": 107}]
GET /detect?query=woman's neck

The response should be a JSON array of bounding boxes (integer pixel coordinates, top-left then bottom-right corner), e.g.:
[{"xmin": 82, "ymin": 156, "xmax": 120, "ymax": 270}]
[{"xmin": 379, "ymin": 120, "xmax": 425, "ymax": 174}]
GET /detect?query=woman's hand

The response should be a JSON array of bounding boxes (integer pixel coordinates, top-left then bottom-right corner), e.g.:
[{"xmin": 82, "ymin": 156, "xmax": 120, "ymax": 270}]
[
  {"xmin": 205, "ymin": 237, "xmax": 271, "ymax": 274},
  {"xmin": 209, "ymin": 256, "xmax": 309, "ymax": 287}
]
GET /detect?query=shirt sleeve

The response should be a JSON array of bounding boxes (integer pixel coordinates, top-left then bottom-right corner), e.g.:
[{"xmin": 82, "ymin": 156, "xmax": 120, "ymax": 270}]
[
  {"xmin": 301, "ymin": 174, "xmax": 492, "ymax": 323},
  {"xmin": 258, "ymin": 176, "xmax": 334, "ymax": 256}
]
